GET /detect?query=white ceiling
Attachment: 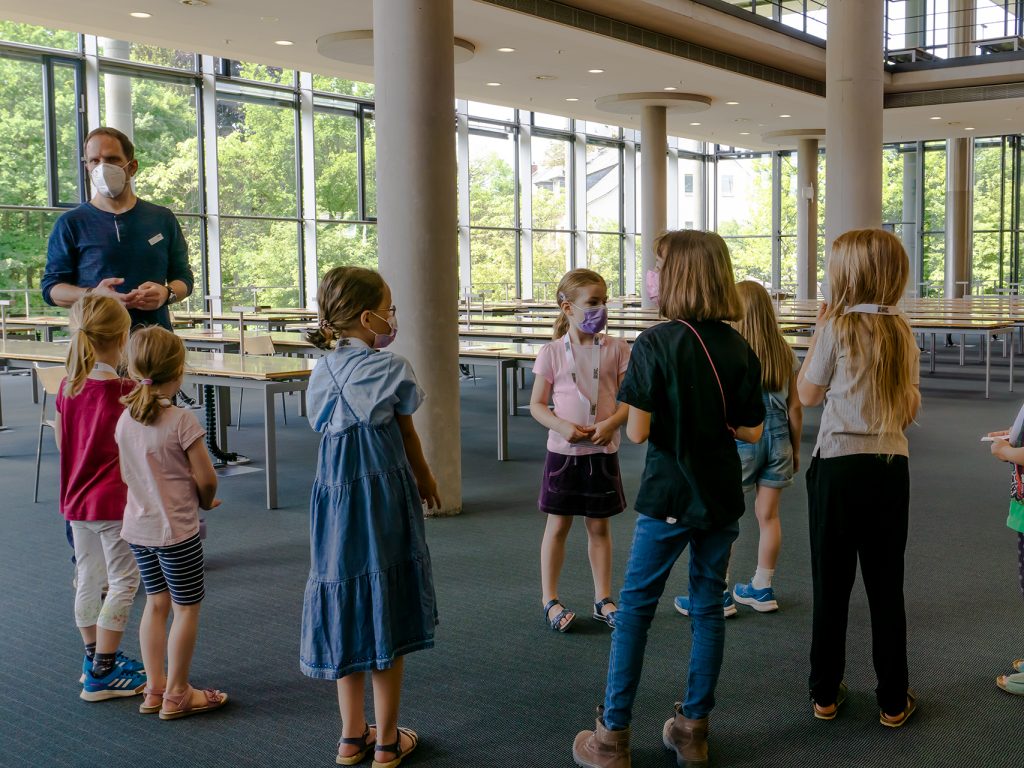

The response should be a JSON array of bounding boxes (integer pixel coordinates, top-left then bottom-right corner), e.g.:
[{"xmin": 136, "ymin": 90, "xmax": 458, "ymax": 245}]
[{"xmin": 0, "ymin": 0, "xmax": 1021, "ymax": 149}]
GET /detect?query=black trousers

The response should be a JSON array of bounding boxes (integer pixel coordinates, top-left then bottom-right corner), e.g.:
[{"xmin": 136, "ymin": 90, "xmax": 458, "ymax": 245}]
[{"xmin": 806, "ymin": 453, "xmax": 910, "ymax": 715}]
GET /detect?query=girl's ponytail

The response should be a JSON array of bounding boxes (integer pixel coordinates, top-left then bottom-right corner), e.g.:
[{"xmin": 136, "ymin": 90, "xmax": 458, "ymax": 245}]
[
  {"xmin": 120, "ymin": 326, "xmax": 186, "ymax": 426},
  {"xmin": 120, "ymin": 380, "xmax": 165, "ymax": 427},
  {"xmin": 63, "ymin": 294, "xmax": 131, "ymax": 397}
]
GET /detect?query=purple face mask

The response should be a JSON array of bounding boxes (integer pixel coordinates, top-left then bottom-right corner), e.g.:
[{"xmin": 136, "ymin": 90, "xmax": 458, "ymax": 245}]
[
  {"xmin": 645, "ymin": 269, "xmax": 660, "ymax": 303},
  {"xmin": 369, "ymin": 311, "xmax": 398, "ymax": 349},
  {"xmin": 571, "ymin": 303, "xmax": 608, "ymax": 334}
]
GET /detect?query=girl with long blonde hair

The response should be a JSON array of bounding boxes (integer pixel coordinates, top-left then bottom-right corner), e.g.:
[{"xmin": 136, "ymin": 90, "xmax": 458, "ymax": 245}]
[
  {"xmin": 728, "ymin": 280, "xmax": 803, "ymax": 613},
  {"xmin": 115, "ymin": 326, "xmax": 227, "ymax": 719},
  {"xmin": 55, "ymin": 294, "xmax": 147, "ymax": 701},
  {"xmin": 798, "ymin": 228, "xmax": 920, "ymax": 727},
  {"xmin": 530, "ymin": 268, "xmax": 631, "ymax": 633}
]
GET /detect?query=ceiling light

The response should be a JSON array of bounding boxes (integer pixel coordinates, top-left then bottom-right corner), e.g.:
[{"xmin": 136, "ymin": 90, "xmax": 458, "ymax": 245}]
[
  {"xmin": 929, "ymin": 116, "xmax": 942, "ymax": 120},
  {"xmin": 739, "ymin": 131, "xmax": 751, "ymax": 135},
  {"xmin": 965, "ymin": 126, "xmax": 975, "ymax": 131},
  {"xmin": 498, "ymin": 47, "xmax": 515, "ymax": 53},
  {"xmin": 588, "ymin": 68, "xmax": 604, "ymax": 74},
  {"xmin": 274, "ymin": 40, "xmax": 294, "ymax": 46},
  {"xmin": 779, "ymin": 114, "xmax": 791, "ymax": 118},
  {"xmin": 689, "ymin": 122, "xmax": 701, "ymax": 126},
  {"xmin": 130, "ymin": 11, "xmax": 152, "ymax": 18},
  {"xmin": 726, "ymin": 101, "xmax": 739, "ymax": 105},
  {"xmin": 535, "ymin": 74, "xmax": 556, "ymax": 81},
  {"xmin": 179, "ymin": 0, "xmax": 208, "ymax": 6},
  {"xmin": 259, "ymin": 16, "xmax": 279, "ymax": 22},
  {"xmin": 486, "ymin": 82, "xmax": 501, "ymax": 87},
  {"xmin": 565, "ymin": 97, "xmax": 579, "ymax": 102},
  {"xmin": 663, "ymin": 86, "xmax": 677, "ymax": 91}
]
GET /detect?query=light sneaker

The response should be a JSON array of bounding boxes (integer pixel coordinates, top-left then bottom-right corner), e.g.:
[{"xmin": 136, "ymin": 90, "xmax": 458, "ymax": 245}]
[
  {"xmin": 733, "ymin": 581, "xmax": 779, "ymax": 612},
  {"xmin": 80, "ymin": 665, "xmax": 147, "ymax": 702},
  {"xmin": 673, "ymin": 592, "xmax": 737, "ymax": 618},
  {"xmin": 79, "ymin": 651, "xmax": 146, "ymax": 685}
]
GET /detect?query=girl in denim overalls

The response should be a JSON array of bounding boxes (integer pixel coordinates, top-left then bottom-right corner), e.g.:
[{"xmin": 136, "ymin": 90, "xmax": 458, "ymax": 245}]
[{"xmin": 730, "ymin": 280, "xmax": 803, "ymax": 613}]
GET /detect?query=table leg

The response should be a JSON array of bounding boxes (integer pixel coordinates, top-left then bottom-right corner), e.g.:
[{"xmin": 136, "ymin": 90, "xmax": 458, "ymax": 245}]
[
  {"xmin": 264, "ymin": 386, "xmax": 278, "ymax": 509},
  {"xmin": 497, "ymin": 360, "xmax": 509, "ymax": 461},
  {"xmin": 299, "ymin": 389, "xmax": 307, "ymax": 418},
  {"xmin": 1010, "ymin": 332, "xmax": 1015, "ymax": 393},
  {"xmin": 985, "ymin": 333, "xmax": 991, "ymax": 399},
  {"xmin": 509, "ymin": 363, "xmax": 519, "ymax": 416},
  {"xmin": 929, "ymin": 334, "xmax": 936, "ymax": 375},
  {"xmin": 215, "ymin": 386, "xmax": 229, "ymax": 449},
  {"xmin": 959, "ymin": 334, "xmax": 965, "ymax": 366}
]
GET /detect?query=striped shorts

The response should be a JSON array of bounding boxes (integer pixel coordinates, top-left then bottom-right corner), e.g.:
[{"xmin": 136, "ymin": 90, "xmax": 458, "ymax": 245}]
[{"xmin": 129, "ymin": 533, "xmax": 206, "ymax": 605}]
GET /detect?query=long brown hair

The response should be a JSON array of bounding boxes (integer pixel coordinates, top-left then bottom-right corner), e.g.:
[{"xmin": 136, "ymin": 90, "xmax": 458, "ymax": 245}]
[
  {"xmin": 656, "ymin": 230, "xmax": 743, "ymax": 322},
  {"xmin": 733, "ymin": 281, "xmax": 794, "ymax": 393},
  {"xmin": 825, "ymin": 229, "xmax": 919, "ymax": 433},
  {"xmin": 120, "ymin": 326, "xmax": 186, "ymax": 426},
  {"xmin": 552, "ymin": 268, "xmax": 607, "ymax": 339},
  {"xmin": 306, "ymin": 266, "xmax": 386, "ymax": 350},
  {"xmin": 64, "ymin": 294, "xmax": 130, "ymax": 397}
]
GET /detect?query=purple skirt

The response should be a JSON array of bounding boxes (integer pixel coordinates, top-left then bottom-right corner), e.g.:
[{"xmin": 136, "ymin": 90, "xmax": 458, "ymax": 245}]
[{"xmin": 538, "ymin": 451, "xmax": 627, "ymax": 518}]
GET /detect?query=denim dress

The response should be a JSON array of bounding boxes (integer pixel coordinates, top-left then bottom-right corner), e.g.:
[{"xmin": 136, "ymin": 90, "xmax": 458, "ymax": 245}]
[{"xmin": 300, "ymin": 338, "xmax": 438, "ymax": 679}]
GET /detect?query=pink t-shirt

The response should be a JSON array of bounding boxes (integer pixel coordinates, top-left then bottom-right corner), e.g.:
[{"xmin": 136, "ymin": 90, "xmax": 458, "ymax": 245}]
[
  {"xmin": 533, "ymin": 333, "xmax": 631, "ymax": 456},
  {"xmin": 115, "ymin": 405, "xmax": 206, "ymax": 547}
]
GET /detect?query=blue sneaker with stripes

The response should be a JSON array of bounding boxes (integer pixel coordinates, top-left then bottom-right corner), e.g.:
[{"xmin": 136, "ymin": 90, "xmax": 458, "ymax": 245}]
[
  {"xmin": 79, "ymin": 651, "xmax": 146, "ymax": 685},
  {"xmin": 733, "ymin": 581, "xmax": 779, "ymax": 612},
  {"xmin": 80, "ymin": 664, "xmax": 147, "ymax": 702}
]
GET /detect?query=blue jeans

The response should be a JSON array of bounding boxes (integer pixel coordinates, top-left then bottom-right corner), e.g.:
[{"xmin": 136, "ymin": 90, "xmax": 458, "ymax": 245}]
[{"xmin": 602, "ymin": 514, "xmax": 738, "ymax": 728}]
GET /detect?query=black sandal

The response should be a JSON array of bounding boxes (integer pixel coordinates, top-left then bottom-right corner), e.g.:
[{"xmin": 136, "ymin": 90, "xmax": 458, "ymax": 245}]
[
  {"xmin": 371, "ymin": 726, "xmax": 418, "ymax": 768},
  {"xmin": 543, "ymin": 598, "xmax": 576, "ymax": 632},
  {"xmin": 593, "ymin": 597, "xmax": 617, "ymax": 627},
  {"xmin": 336, "ymin": 724, "xmax": 375, "ymax": 766}
]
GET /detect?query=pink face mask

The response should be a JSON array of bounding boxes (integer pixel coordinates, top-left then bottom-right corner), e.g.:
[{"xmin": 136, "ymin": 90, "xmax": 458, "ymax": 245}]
[{"xmin": 645, "ymin": 269, "xmax": 660, "ymax": 304}]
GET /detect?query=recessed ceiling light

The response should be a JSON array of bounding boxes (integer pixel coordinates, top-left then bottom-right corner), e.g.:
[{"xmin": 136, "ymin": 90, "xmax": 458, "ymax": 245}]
[
  {"xmin": 663, "ymin": 86, "xmax": 677, "ymax": 91},
  {"xmin": 689, "ymin": 122, "xmax": 701, "ymax": 126},
  {"xmin": 739, "ymin": 131, "xmax": 751, "ymax": 135},
  {"xmin": 535, "ymin": 74, "xmax": 556, "ymax": 81},
  {"xmin": 726, "ymin": 101, "xmax": 739, "ymax": 105},
  {"xmin": 965, "ymin": 126, "xmax": 975, "ymax": 131},
  {"xmin": 779, "ymin": 114, "xmax": 791, "ymax": 118},
  {"xmin": 588, "ymin": 68, "xmax": 604, "ymax": 74},
  {"xmin": 179, "ymin": 0, "xmax": 208, "ymax": 6},
  {"xmin": 498, "ymin": 47, "xmax": 515, "ymax": 53},
  {"xmin": 929, "ymin": 116, "xmax": 942, "ymax": 120},
  {"xmin": 486, "ymin": 82, "xmax": 501, "ymax": 87},
  {"xmin": 130, "ymin": 11, "xmax": 152, "ymax": 18},
  {"xmin": 274, "ymin": 40, "xmax": 294, "ymax": 46},
  {"xmin": 565, "ymin": 97, "xmax": 579, "ymax": 102},
  {"xmin": 259, "ymin": 16, "xmax": 279, "ymax": 22}
]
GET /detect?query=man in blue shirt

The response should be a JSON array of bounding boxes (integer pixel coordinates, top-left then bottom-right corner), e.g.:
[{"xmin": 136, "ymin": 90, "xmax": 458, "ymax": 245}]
[{"xmin": 41, "ymin": 127, "xmax": 194, "ymax": 329}]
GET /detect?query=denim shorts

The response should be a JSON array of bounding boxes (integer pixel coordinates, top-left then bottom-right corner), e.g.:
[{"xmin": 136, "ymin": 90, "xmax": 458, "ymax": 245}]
[{"xmin": 737, "ymin": 404, "xmax": 794, "ymax": 493}]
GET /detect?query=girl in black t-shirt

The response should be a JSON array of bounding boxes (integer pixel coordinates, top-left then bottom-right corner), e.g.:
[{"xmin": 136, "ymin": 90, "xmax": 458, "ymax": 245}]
[{"xmin": 573, "ymin": 231, "xmax": 765, "ymax": 768}]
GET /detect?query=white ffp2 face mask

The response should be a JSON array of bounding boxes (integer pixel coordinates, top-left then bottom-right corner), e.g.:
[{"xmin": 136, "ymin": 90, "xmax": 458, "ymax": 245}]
[{"xmin": 90, "ymin": 162, "xmax": 130, "ymax": 198}]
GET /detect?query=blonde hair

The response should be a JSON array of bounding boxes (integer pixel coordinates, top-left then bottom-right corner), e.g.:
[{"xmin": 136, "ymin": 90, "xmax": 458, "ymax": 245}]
[
  {"xmin": 63, "ymin": 294, "xmax": 131, "ymax": 397},
  {"xmin": 733, "ymin": 281, "xmax": 794, "ymax": 393},
  {"xmin": 656, "ymin": 231, "xmax": 743, "ymax": 322},
  {"xmin": 552, "ymin": 268, "xmax": 607, "ymax": 339},
  {"xmin": 120, "ymin": 326, "xmax": 186, "ymax": 426},
  {"xmin": 306, "ymin": 266, "xmax": 386, "ymax": 350},
  {"xmin": 825, "ymin": 229, "xmax": 919, "ymax": 434}
]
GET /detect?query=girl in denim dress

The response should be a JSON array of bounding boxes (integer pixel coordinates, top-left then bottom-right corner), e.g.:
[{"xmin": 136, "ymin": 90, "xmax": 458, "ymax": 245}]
[
  {"xmin": 302, "ymin": 266, "xmax": 440, "ymax": 768},
  {"xmin": 730, "ymin": 280, "xmax": 803, "ymax": 613}
]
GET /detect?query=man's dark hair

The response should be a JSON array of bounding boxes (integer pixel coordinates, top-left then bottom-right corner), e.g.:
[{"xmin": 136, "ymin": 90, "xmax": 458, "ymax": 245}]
[{"xmin": 84, "ymin": 127, "xmax": 135, "ymax": 162}]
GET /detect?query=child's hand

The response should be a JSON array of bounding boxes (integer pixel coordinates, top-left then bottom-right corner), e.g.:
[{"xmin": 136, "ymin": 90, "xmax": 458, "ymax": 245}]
[
  {"xmin": 201, "ymin": 498, "xmax": 222, "ymax": 511},
  {"xmin": 590, "ymin": 419, "xmax": 616, "ymax": 446},
  {"xmin": 418, "ymin": 475, "xmax": 441, "ymax": 510},
  {"xmin": 558, "ymin": 421, "xmax": 595, "ymax": 443},
  {"xmin": 988, "ymin": 429, "xmax": 1011, "ymax": 438},
  {"xmin": 991, "ymin": 439, "xmax": 1012, "ymax": 461}
]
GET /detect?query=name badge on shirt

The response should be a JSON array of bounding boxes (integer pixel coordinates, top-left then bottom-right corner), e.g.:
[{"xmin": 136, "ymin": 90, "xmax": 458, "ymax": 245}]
[{"xmin": 148, "ymin": 233, "xmax": 164, "ymax": 246}]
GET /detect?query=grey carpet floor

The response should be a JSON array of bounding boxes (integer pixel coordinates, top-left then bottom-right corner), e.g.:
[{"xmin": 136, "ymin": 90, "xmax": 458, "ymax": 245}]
[{"xmin": 1, "ymin": 347, "xmax": 1023, "ymax": 767}]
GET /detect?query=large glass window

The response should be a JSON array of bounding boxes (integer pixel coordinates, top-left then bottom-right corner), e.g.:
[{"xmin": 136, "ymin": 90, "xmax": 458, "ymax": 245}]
[
  {"xmin": 532, "ymin": 135, "xmax": 571, "ymax": 231},
  {"xmin": 0, "ymin": 21, "xmax": 77, "ymax": 50},
  {"xmin": 219, "ymin": 218, "xmax": 301, "ymax": 307},
  {"xmin": 99, "ymin": 39, "xmax": 194, "ymax": 70},
  {"xmin": 922, "ymin": 142, "xmax": 947, "ymax": 294},
  {"xmin": 716, "ymin": 154, "xmax": 773, "ymax": 284},
  {"xmin": 317, "ymin": 222, "xmax": 378, "ymax": 275},
  {"xmin": 0, "ymin": 56, "xmax": 47, "ymax": 207}
]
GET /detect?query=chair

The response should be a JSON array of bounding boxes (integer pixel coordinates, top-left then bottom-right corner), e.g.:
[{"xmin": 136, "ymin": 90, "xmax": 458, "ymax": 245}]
[
  {"xmin": 236, "ymin": 335, "xmax": 288, "ymax": 430},
  {"xmin": 34, "ymin": 363, "xmax": 67, "ymax": 503}
]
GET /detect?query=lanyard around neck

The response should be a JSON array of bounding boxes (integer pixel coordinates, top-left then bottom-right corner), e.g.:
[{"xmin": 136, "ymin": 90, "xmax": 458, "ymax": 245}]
[
  {"xmin": 93, "ymin": 362, "xmax": 119, "ymax": 375},
  {"xmin": 843, "ymin": 304, "xmax": 902, "ymax": 316},
  {"xmin": 562, "ymin": 333, "xmax": 602, "ymax": 427}
]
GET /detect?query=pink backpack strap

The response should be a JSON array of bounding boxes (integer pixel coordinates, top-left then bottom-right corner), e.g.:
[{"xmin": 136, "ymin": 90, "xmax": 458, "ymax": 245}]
[{"xmin": 676, "ymin": 319, "xmax": 727, "ymax": 417}]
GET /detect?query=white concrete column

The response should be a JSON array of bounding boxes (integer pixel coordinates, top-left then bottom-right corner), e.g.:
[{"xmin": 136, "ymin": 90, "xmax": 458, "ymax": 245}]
[
  {"xmin": 797, "ymin": 138, "xmax": 819, "ymax": 299},
  {"xmin": 99, "ymin": 38, "xmax": 133, "ymax": 139},
  {"xmin": 374, "ymin": 0, "xmax": 461, "ymax": 515},
  {"xmin": 945, "ymin": 0, "xmax": 976, "ymax": 297},
  {"xmin": 824, "ymin": 0, "xmax": 884, "ymax": 249},
  {"xmin": 640, "ymin": 105, "xmax": 667, "ymax": 308}
]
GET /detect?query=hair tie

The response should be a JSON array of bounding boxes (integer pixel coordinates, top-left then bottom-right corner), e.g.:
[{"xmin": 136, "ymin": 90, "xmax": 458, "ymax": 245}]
[
  {"xmin": 318, "ymin": 318, "xmax": 334, "ymax": 335},
  {"xmin": 141, "ymin": 378, "xmax": 153, "ymax": 385}
]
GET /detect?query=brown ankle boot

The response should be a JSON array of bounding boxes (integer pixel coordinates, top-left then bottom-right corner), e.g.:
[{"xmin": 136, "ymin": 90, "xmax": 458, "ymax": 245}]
[
  {"xmin": 662, "ymin": 704, "xmax": 708, "ymax": 768},
  {"xmin": 572, "ymin": 713, "xmax": 631, "ymax": 768}
]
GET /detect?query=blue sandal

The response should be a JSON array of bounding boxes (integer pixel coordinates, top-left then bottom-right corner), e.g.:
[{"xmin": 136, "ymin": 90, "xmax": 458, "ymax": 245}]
[
  {"xmin": 337, "ymin": 724, "xmax": 375, "ymax": 766},
  {"xmin": 593, "ymin": 597, "xmax": 617, "ymax": 627},
  {"xmin": 544, "ymin": 598, "xmax": 575, "ymax": 632}
]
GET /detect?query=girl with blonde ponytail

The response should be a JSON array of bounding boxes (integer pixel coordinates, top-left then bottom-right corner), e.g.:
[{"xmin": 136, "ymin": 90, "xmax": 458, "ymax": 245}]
[
  {"xmin": 54, "ymin": 294, "xmax": 147, "ymax": 700},
  {"xmin": 798, "ymin": 228, "xmax": 920, "ymax": 727},
  {"xmin": 530, "ymin": 268, "xmax": 631, "ymax": 633}
]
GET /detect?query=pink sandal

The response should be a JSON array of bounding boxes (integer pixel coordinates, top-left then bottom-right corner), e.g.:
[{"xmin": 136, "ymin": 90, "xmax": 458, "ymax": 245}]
[
  {"xmin": 139, "ymin": 686, "xmax": 165, "ymax": 714},
  {"xmin": 159, "ymin": 685, "xmax": 229, "ymax": 720}
]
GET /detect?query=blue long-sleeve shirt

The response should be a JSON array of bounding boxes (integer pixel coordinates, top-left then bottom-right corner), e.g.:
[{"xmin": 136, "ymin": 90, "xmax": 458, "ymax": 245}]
[{"xmin": 42, "ymin": 200, "xmax": 194, "ymax": 330}]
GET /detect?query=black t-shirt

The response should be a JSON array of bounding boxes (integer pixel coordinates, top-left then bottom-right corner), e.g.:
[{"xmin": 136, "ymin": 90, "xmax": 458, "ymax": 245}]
[{"xmin": 617, "ymin": 319, "xmax": 765, "ymax": 530}]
